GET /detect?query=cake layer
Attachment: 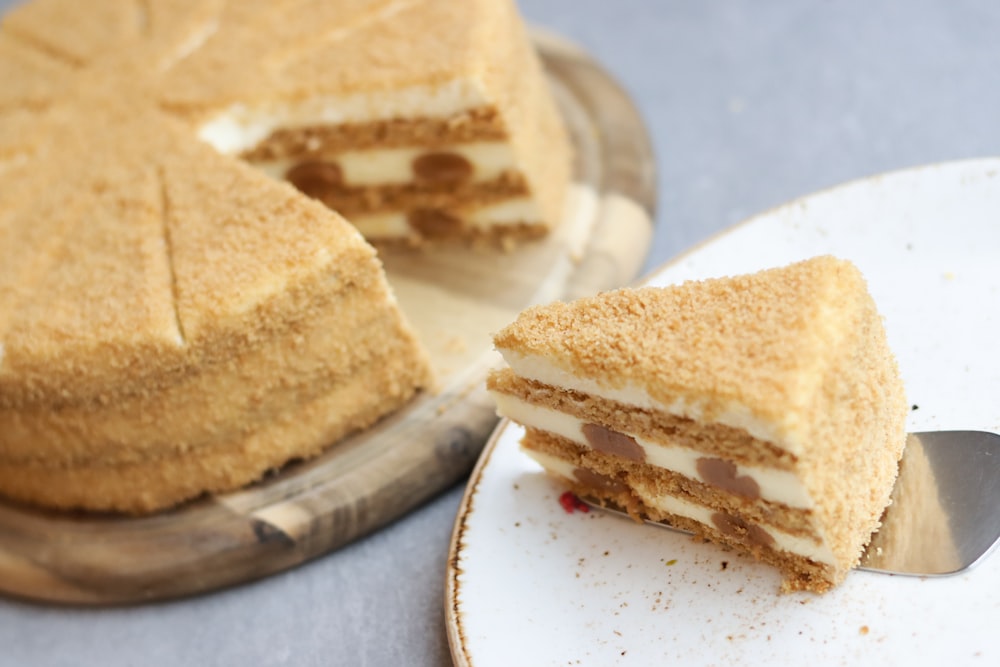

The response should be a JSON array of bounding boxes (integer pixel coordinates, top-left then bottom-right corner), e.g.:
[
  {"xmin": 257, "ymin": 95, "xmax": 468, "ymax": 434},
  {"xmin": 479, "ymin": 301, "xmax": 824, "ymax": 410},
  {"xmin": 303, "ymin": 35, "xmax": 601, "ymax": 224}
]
[
  {"xmin": 349, "ymin": 199, "xmax": 546, "ymax": 244},
  {"xmin": 243, "ymin": 130, "xmax": 552, "ymax": 245},
  {"xmin": 160, "ymin": 0, "xmax": 571, "ymax": 244},
  {"xmin": 494, "ymin": 391, "xmax": 812, "ymax": 508},
  {"xmin": 229, "ymin": 107, "xmax": 507, "ymax": 159},
  {"xmin": 251, "ymin": 142, "xmax": 520, "ymax": 189},
  {"xmin": 0, "ymin": 347, "xmax": 427, "ymax": 514},
  {"xmin": 527, "ymin": 447, "xmax": 834, "ymax": 566},
  {"xmin": 520, "ymin": 428, "xmax": 820, "ymax": 538},
  {"xmin": 0, "ymin": 277, "xmax": 415, "ymax": 466},
  {"xmin": 488, "ymin": 369, "xmax": 794, "ymax": 469},
  {"xmin": 499, "ymin": 348, "xmax": 797, "ymax": 453},
  {"xmin": 529, "ymin": 446, "xmax": 838, "ymax": 592},
  {"xmin": 262, "ymin": 165, "xmax": 528, "ymax": 218}
]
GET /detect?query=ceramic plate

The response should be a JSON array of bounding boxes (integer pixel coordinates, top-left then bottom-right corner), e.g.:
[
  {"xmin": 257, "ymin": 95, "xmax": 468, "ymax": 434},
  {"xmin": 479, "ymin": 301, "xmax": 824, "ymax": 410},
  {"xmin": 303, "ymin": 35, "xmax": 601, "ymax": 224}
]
[{"xmin": 447, "ymin": 159, "xmax": 1000, "ymax": 665}]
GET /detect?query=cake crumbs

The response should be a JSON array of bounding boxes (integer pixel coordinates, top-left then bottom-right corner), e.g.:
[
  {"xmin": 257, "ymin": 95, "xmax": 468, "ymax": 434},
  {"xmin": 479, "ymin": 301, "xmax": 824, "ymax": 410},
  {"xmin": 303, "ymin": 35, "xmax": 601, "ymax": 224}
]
[{"xmin": 859, "ymin": 625, "xmax": 870, "ymax": 636}]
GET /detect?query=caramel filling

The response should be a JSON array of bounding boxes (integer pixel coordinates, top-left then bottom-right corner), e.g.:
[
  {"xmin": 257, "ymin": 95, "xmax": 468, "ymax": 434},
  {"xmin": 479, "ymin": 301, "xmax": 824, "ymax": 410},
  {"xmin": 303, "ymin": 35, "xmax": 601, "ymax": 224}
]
[
  {"xmin": 711, "ymin": 511, "xmax": 776, "ymax": 548},
  {"xmin": 412, "ymin": 151, "xmax": 473, "ymax": 184},
  {"xmin": 407, "ymin": 208, "xmax": 464, "ymax": 236},
  {"xmin": 582, "ymin": 422, "xmax": 646, "ymax": 462},
  {"xmin": 696, "ymin": 456, "xmax": 761, "ymax": 499},
  {"xmin": 573, "ymin": 466, "xmax": 628, "ymax": 494},
  {"xmin": 285, "ymin": 161, "xmax": 344, "ymax": 199}
]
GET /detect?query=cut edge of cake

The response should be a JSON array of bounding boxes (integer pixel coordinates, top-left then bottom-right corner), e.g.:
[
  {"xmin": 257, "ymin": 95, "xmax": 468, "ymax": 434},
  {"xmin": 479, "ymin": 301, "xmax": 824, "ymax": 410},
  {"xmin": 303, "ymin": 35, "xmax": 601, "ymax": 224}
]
[{"xmin": 159, "ymin": 0, "xmax": 572, "ymax": 246}]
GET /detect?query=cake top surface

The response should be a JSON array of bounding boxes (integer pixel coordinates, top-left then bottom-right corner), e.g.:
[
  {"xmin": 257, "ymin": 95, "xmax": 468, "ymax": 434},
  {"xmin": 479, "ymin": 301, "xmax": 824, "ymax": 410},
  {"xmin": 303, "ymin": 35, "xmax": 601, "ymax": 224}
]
[
  {"xmin": 494, "ymin": 256, "xmax": 877, "ymax": 440},
  {"xmin": 0, "ymin": 85, "xmax": 377, "ymax": 408},
  {"xmin": 2, "ymin": 0, "xmax": 513, "ymax": 117},
  {"xmin": 0, "ymin": 0, "xmax": 530, "ymax": 405}
]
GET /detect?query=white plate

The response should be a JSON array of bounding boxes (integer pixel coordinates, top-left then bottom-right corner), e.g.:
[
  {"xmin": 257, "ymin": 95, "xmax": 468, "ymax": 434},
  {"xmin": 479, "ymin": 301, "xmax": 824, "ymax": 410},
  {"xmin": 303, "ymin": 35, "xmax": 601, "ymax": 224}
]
[{"xmin": 446, "ymin": 159, "xmax": 1000, "ymax": 666}]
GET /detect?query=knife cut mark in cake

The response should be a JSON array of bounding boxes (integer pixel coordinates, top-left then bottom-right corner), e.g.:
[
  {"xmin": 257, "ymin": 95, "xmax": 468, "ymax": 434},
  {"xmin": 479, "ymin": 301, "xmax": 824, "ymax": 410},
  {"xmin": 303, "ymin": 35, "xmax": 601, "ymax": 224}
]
[
  {"xmin": 488, "ymin": 257, "xmax": 908, "ymax": 593},
  {"xmin": 0, "ymin": 0, "xmax": 570, "ymax": 513}
]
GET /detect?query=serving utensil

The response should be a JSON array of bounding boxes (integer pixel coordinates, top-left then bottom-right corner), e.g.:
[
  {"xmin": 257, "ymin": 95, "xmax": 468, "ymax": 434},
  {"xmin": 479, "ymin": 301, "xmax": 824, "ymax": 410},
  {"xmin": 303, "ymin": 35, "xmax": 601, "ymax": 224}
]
[{"xmin": 586, "ymin": 430, "xmax": 1000, "ymax": 577}]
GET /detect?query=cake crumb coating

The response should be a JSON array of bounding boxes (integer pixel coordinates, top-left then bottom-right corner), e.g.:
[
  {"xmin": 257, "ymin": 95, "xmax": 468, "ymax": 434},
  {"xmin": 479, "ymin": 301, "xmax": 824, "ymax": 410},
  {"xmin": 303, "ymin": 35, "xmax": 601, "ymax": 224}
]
[{"xmin": 492, "ymin": 256, "xmax": 908, "ymax": 592}]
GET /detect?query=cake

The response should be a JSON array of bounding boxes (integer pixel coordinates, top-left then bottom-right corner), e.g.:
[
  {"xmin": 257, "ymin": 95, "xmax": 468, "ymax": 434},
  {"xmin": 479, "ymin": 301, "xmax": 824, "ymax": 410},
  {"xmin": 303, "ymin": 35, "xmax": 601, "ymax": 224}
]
[
  {"xmin": 487, "ymin": 256, "xmax": 908, "ymax": 593},
  {"xmin": 0, "ymin": 0, "xmax": 570, "ymax": 513},
  {"xmin": 1, "ymin": 0, "xmax": 570, "ymax": 246},
  {"xmin": 0, "ymin": 93, "xmax": 433, "ymax": 513}
]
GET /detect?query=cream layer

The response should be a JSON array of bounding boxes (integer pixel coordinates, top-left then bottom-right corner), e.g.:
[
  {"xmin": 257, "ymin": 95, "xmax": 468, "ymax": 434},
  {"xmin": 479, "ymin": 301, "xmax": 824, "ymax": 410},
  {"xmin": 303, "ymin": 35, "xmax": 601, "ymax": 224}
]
[
  {"xmin": 351, "ymin": 197, "xmax": 541, "ymax": 239},
  {"xmin": 492, "ymin": 393, "xmax": 814, "ymax": 509},
  {"xmin": 249, "ymin": 141, "xmax": 517, "ymax": 187},
  {"xmin": 497, "ymin": 350, "xmax": 805, "ymax": 454},
  {"xmin": 197, "ymin": 78, "xmax": 490, "ymax": 155},
  {"xmin": 525, "ymin": 449, "xmax": 836, "ymax": 566}
]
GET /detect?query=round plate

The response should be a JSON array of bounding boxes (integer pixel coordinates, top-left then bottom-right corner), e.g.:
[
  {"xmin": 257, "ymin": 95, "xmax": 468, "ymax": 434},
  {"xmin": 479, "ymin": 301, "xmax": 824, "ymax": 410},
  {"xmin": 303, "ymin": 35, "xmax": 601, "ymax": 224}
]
[
  {"xmin": 446, "ymin": 159, "xmax": 1000, "ymax": 666},
  {"xmin": 0, "ymin": 31, "xmax": 656, "ymax": 605}
]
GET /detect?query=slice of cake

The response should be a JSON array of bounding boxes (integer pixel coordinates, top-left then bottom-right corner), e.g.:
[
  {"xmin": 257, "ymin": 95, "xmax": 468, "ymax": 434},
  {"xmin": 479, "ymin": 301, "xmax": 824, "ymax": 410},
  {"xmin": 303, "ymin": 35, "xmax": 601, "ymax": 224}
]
[{"xmin": 487, "ymin": 256, "xmax": 908, "ymax": 593}]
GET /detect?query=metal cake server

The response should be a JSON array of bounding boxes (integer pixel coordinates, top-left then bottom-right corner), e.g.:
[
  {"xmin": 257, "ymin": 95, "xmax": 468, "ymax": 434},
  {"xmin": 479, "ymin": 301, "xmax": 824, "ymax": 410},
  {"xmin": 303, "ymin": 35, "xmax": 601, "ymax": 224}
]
[{"xmin": 586, "ymin": 431, "xmax": 1000, "ymax": 577}]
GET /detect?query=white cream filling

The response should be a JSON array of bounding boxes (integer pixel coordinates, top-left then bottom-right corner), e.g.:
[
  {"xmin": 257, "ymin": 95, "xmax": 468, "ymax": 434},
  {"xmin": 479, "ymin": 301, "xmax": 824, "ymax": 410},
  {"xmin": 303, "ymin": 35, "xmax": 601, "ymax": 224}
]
[
  {"xmin": 466, "ymin": 198, "xmax": 542, "ymax": 226},
  {"xmin": 349, "ymin": 197, "xmax": 541, "ymax": 238},
  {"xmin": 492, "ymin": 393, "xmax": 814, "ymax": 508},
  {"xmin": 523, "ymin": 449, "xmax": 835, "ymax": 566},
  {"xmin": 197, "ymin": 78, "xmax": 490, "ymax": 155},
  {"xmin": 498, "ymin": 349, "xmax": 804, "ymax": 453},
  {"xmin": 631, "ymin": 480, "xmax": 836, "ymax": 566},
  {"xmin": 250, "ymin": 141, "xmax": 517, "ymax": 186}
]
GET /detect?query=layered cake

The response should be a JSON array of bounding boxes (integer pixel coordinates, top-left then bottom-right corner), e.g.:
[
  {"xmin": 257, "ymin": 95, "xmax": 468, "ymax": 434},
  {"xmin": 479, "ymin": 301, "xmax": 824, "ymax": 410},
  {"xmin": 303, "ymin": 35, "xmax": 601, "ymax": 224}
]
[
  {"xmin": 488, "ymin": 256, "xmax": 908, "ymax": 592},
  {"xmin": 0, "ymin": 0, "xmax": 570, "ymax": 513},
  {"xmin": 0, "ymin": 95, "xmax": 433, "ymax": 513},
  {"xmin": 2, "ymin": 0, "xmax": 570, "ymax": 245}
]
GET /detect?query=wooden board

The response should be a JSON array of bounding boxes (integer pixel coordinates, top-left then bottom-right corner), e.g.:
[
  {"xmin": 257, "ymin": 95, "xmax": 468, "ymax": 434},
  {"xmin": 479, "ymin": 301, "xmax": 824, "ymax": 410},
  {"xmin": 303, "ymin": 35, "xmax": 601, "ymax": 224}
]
[{"xmin": 0, "ymin": 30, "xmax": 657, "ymax": 605}]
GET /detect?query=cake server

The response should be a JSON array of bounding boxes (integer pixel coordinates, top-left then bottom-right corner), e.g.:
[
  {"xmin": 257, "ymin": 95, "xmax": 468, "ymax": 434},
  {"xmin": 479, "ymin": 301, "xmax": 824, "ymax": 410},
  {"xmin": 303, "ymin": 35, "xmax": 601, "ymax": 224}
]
[{"xmin": 585, "ymin": 430, "xmax": 1000, "ymax": 578}]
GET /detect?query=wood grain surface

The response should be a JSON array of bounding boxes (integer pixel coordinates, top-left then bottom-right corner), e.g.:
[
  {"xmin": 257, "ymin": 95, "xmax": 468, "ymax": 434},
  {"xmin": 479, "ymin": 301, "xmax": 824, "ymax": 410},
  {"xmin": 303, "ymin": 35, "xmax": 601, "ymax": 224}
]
[{"xmin": 0, "ymin": 31, "xmax": 656, "ymax": 605}]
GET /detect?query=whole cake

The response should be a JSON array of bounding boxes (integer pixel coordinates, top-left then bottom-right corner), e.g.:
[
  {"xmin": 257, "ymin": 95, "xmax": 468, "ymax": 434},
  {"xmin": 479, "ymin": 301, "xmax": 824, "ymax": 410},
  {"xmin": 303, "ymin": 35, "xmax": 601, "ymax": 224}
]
[
  {"xmin": 0, "ymin": 0, "xmax": 569, "ymax": 513},
  {"xmin": 487, "ymin": 256, "xmax": 908, "ymax": 592}
]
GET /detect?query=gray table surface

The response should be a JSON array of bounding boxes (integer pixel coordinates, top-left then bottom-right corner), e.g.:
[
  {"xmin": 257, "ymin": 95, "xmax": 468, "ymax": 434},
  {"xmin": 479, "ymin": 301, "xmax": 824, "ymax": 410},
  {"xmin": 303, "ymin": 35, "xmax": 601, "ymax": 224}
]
[{"xmin": 2, "ymin": 1, "xmax": 999, "ymax": 665}]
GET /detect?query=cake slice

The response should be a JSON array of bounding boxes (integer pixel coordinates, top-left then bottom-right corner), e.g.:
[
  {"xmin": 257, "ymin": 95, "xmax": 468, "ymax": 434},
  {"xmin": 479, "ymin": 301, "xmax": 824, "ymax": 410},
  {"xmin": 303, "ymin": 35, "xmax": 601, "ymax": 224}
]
[{"xmin": 487, "ymin": 256, "xmax": 908, "ymax": 593}]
